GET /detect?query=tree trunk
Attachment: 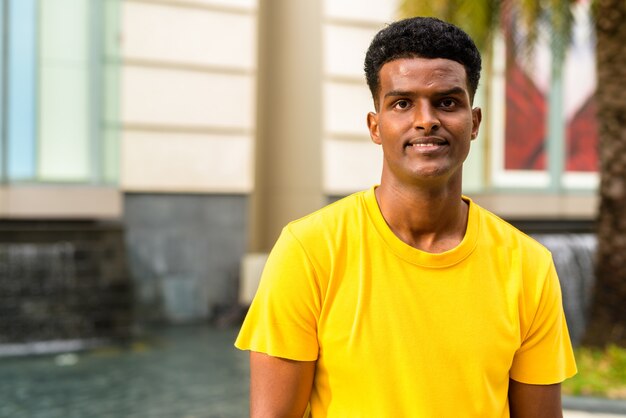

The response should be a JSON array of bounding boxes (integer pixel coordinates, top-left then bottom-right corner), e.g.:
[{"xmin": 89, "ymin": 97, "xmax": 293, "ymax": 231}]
[{"xmin": 582, "ymin": 0, "xmax": 626, "ymax": 347}]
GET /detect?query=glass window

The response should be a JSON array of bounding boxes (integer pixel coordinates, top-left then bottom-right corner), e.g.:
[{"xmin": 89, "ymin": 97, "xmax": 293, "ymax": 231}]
[
  {"xmin": 38, "ymin": 0, "xmax": 91, "ymax": 181},
  {"xmin": 0, "ymin": 0, "xmax": 120, "ymax": 185},
  {"xmin": 488, "ymin": 1, "xmax": 598, "ymax": 192},
  {"xmin": 7, "ymin": 0, "xmax": 37, "ymax": 180}
]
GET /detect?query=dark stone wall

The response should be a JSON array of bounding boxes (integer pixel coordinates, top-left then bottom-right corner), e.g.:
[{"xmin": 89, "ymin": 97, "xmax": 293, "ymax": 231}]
[
  {"xmin": 0, "ymin": 221, "xmax": 132, "ymax": 346},
  {"xmin": 123, "ymin": 194, "xmax": 248, "ymax": 324}
]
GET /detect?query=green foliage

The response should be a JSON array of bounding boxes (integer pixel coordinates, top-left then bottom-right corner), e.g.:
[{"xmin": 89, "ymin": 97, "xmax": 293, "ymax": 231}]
[
  {"xmin": 398, "ymin": 0, "xmax": 501, "ymax": 52},
  {"xmin": 547, "ymin": 0, "xmax": 576, "ymax": 71},
  {"xmin": 563, "ymin": 345, "xmax": 626, "ymax": 399},
  {"xmin": 398, "ymin": 0, "xmax": 576, "ymax": 67}
]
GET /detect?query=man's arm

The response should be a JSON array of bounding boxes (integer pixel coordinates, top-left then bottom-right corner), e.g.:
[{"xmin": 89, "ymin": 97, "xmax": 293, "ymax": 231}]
[
  {"xmin": 250, "ymin": 351, "xmax": 315, "ymax": 418},
  {"xmin": 508, "ymin": 379, "xmax": 563, "ymax": 418}
]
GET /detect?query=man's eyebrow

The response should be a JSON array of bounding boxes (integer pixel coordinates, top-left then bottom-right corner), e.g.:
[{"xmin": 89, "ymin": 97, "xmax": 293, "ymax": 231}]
[
  {"xmin": 384, "ymin": 90, "xmax": 412, "ymax": 99},
  {"xmin": 383, "ymin": 87, "xmax": 467, "ymax": 99},
  {"xmin": 434, "ymin": 87, "xmax": 466, "ymax": 97}
]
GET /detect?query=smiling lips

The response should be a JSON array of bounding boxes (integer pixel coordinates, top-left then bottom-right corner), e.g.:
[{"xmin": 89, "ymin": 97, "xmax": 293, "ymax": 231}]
[{"xmin": 405, "ymin": 137, "xmax": 449, "ymax": 151}]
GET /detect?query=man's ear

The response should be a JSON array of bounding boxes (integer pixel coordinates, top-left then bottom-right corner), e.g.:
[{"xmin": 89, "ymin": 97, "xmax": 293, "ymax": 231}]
[
  {"xmin": 471, "ymin": 107, "xmax": 482, "ymax": 140},
  {"xmin": 367, "ymin": 112, "xmax": 382, "ymax": 145}
]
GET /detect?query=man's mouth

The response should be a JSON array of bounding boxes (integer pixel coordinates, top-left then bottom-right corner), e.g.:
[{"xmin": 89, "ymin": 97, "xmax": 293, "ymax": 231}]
[
  {"xmin": 405, "ymin": 137, "xmax": 448, "ymax": 149},
  {"xmin": 409, "ymin": 142, "xmax": 444, "ymax": 147}
]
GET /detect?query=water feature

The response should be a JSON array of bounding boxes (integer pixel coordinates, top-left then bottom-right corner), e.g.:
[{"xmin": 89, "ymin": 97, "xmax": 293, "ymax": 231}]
[
  {"xmin": 0, "ymin": 242, "xmax": 92, "ymax": 352},
  {"xmin": 0, "ymin": 242, "xmax": 76, "ymax": 298},
  {"xmin": 532, "ymin": 233, "xmax": 597, "ymax": 346},
  {"xmin": 0, "ymin": 222, "xmax": 132, "ymax": 355}
]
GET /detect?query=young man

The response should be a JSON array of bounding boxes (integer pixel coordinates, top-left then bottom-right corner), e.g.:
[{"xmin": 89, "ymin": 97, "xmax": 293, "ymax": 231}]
[{"xmin": 236, "ymin": 17, "xmax": 576, "ymax": 417}]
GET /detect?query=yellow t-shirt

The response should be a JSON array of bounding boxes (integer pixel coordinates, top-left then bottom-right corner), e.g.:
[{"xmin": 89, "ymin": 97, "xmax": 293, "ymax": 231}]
[{"xmin": 236, "ymin": 186, "xmax": 577, "ymax": 417}]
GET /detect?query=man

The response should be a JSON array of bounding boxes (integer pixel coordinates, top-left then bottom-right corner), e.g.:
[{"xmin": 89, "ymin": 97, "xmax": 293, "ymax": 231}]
[{"xmin": 236, "ymin": 17, "xmax": 576, "ymax": 417}]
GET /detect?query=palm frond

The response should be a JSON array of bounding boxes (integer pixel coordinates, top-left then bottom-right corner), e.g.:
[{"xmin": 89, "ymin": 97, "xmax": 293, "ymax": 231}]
[
  {"xmin": 548, "ymin": 0, "xmax": 576, "ymax": 68},
  {"xmin": 399, "ymin": 0, "xmax": 501, "ymax": 52},
  {"xmin": 398, "ymin": 0, "xmax": 441, "ymax": 20},
  {"xmin": 399, "ymin": 0, "xmax": 577, "ymax": 64}
]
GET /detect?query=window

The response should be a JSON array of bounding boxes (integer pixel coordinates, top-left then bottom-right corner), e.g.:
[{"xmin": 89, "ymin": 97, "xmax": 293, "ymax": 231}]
[
  {"xmin": 462, "ymin": 0, "xmax": 598, "ymax": 194},
  {"xmin": 0, "ymin": 0, "xmax": 120, "ymax": 185}
]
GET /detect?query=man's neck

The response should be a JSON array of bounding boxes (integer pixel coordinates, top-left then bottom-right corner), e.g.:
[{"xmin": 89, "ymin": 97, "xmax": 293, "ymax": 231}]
[{"xmin": 375, "ymin": 181, "xmax": 469, "ymax": 253}]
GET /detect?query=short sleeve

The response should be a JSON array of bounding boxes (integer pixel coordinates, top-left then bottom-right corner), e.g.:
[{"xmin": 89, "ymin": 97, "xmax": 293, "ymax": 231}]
[
  {"xmin": 234, "ymin": 226, "xmax": 321, "ymax": 361},
  {"xmin": 510, "ymin": 259, "xmax": 577, "ymax": 384}
]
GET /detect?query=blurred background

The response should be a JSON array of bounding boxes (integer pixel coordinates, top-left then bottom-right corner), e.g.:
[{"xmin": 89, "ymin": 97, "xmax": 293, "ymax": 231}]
[{"xmin": 0, "ymin": 0, "xmax": 625, "ymax": 416}]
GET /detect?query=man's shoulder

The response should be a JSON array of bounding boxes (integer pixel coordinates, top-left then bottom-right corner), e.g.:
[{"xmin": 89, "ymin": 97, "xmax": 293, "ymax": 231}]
[
  {"xmin": 289, "ymin": 189, "xmax": 367, "ymax": 227},
  {"xmin": 274, "ymin": 191, "xmax": 367, "ymax": 258},
  {"xmin": 472, "ymin": 201, "xmax": 552, "ymax": 257}
]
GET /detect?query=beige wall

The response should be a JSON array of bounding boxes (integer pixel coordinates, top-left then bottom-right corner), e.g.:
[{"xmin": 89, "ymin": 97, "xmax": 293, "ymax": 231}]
[
  {"xmin": 116, "ymin": 0, "xmax": 397, "ymax": 197},
  {"xmin": 0, "ymin": 2, "xmax": 597, "ymax": 223},
  {"xmin": 116, "ymin": 0, "xmax": 596, "ymax": 219},
  {"xmin": 0, "ymin": 187, "xmax": 122, "ymax": 219},
  {"xmin": 249, "ymin": 0, "xmax": 325, "ymax": 251},
  {"xmin": 321, "ymin": 0, "xmax": 400, "ymax": 195},
  {"xmin": 119, "ymin": 0, "xmax": 257, "ymax": 193}
]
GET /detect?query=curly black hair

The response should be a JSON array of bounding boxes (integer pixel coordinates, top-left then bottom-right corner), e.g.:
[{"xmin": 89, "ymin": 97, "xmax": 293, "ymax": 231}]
[{"xmin": 364, "ymin": 17, "xmax": 481, "ymax": 106}]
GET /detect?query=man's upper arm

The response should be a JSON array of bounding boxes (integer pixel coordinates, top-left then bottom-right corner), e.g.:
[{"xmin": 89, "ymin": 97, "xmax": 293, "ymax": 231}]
[
  {"xmin": 250, "ymin": 351, "xmax": 315, "ymax": 418},
  {"xmin": 508, "ymin": 378, "xmax": 563, "ymax": 418}
]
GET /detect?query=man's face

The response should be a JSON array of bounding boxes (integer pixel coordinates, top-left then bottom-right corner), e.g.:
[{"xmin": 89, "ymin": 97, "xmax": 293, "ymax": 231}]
[{"xmin": 367, "ymin": 57, "xmax": 481, "ymax": 186}]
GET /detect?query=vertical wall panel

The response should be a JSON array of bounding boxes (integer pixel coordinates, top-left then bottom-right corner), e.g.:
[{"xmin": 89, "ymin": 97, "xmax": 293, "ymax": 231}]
[
  {"xmin": 7, "ymin": 0, "xmax": 37, "ymax": 180},
  {"xmin": 0, "ymin": 1, "xmax": 5, "ymax": 181},
  {"xmin": 122, "ymin": 67, "xmax": 254, "ymax": 128},
  {"xmin": 102, "ymin": 128, "xmax": 119, "ymax": 184},
  {"xmin": 461, "ymin": 85, "xmax": 486, "ymax": 193},
  {"xmin": 324, "ymin": 139, "xmax": 382, "ymax": 195},
  {"xmin": 323, "ymin": 82, "xmax": 373, "ymax": 136},
  {"xmin": 323, "ymin": 0, "xmax": 397, "ymax": 22},
  {"xmin": 38, "ymin": 0, "xmax": 90, "ymax": 180},
  {"xmin": 122, "ymin": 2, "xmax": 256, "ymax": 69},
  {"xmin": 119, "ymin": 1, "xmax": 256, "ymax": 194},
  {"xmin": 102, "ymin": 0, "xmax": 121, "ymax": 184},
  {"xmin": 323, "ymin": 24, "xmax": 378, "ymax": 77},
  {"xmin": 320, "ymin": 1, "xmax": 398, "ymax": 195}
]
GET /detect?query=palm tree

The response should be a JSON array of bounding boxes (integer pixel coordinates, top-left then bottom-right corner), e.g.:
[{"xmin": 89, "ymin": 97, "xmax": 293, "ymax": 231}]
[
  {"xmin": 399, "ymin": 0, "xmax": 626, "ymax": 347},
  {"xmin": 582, "ymin": 0, "xmax": 626, "ymax": 347}
]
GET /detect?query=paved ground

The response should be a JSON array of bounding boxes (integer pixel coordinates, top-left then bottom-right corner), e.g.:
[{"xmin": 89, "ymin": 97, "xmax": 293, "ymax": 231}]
[{"xmin": 0, "ymin": 324, "xmax": 624, "ymax": 417}]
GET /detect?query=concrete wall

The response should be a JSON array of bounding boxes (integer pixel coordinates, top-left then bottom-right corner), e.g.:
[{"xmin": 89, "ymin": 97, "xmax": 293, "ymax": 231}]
[
  {"xmin": 123, "ymin": 194, "xmax": 247, "ymax": 323},
  {"xmin": 321, "ymin": 0, "xmax": 398, "ymax": 195},
  {"xmin": 119, "ymin": 0, "xmax": 256, "ymax": 194},
  {"xmin": 118, "ymin": 0, "xmax": 256, "ymax": 322}
]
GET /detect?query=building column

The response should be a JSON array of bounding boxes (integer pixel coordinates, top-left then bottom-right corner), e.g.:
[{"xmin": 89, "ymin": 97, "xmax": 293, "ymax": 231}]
[{"xmin": 249, "ymin": 0, "xmax": 324, "ymax": 252}]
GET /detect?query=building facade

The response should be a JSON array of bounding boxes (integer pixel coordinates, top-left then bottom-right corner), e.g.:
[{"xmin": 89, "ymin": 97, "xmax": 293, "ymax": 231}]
[{"xmin": 0, "ymin": 0, "xmax": 598, "ymax": 339}]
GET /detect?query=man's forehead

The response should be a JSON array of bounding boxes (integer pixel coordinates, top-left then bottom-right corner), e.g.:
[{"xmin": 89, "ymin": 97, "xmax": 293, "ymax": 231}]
[
  {"xmin": 381, "ymin": 56, "xmax": 465, "ymax": 73},
  {"xmin": 378, "ymin": 57, "xmax": 468, "ymax": 87}
]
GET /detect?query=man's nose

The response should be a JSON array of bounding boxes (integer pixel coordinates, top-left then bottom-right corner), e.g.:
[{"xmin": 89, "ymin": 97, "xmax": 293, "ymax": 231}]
[{"xmin": 413, "ymin": 102, "xmax": 440, "ymax": 134}]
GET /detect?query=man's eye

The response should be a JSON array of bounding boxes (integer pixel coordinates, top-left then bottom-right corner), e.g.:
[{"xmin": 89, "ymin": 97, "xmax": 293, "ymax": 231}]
[
  {"xmin": 394, "ymin": 100, "xmax": 410, "ymax": 109},
  {"xmin": 440, "ymin": 98, "xmax": 456, "ymax": 108}
]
